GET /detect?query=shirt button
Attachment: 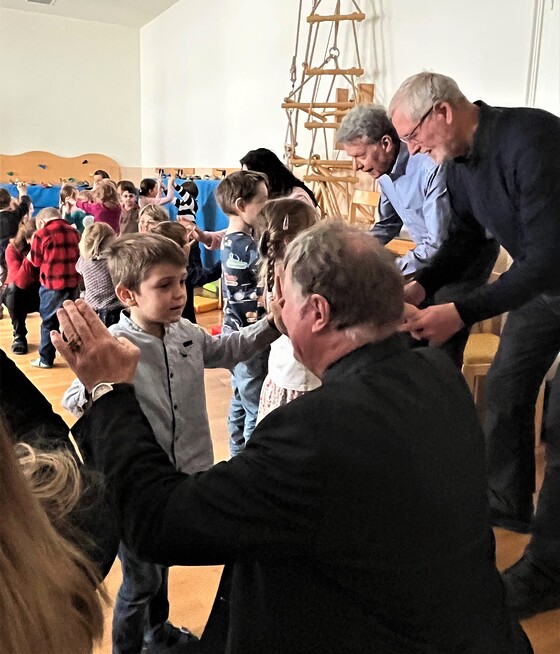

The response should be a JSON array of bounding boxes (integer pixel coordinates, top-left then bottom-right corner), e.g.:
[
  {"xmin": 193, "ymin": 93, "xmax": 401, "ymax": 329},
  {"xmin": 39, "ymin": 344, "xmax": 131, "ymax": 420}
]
[
  {"xmin": 174, "ymin": 404, "xmax": 178, "ymax": 410},
  {"xmin": 170, "ymin": 372, "xmax": 174, "ymax": 379}
]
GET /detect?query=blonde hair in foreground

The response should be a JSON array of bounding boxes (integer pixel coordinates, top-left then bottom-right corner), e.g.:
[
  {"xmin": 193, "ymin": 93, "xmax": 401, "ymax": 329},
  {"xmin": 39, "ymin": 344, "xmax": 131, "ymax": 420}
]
[{"xmin": 0, "ymin": 417, "xmax": 105, "ymax": 654}]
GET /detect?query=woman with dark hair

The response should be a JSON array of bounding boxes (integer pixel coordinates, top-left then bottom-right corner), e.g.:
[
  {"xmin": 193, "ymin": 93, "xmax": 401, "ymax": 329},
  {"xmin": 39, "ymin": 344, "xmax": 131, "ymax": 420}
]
[{"xmin": 240, "ymin": 147, "xmax": 318, "ymax": 207}]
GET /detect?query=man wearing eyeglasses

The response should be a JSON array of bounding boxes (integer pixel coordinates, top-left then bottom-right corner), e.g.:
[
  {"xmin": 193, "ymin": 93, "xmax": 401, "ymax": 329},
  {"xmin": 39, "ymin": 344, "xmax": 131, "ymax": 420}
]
[
  {"xmin": 389, "ymin": 71, "xmax": 560, "ymax": 621},
  {"xmin": 337, "ymin": 104, "xmax": 498, "ymax": 367}
]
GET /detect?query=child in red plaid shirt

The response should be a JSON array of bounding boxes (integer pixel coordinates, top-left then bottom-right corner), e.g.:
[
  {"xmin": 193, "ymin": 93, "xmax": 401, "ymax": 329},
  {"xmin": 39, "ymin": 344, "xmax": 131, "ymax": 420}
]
[{"xmin": 29, "ymin": 207, "xmax": 80, "ymax": 368}]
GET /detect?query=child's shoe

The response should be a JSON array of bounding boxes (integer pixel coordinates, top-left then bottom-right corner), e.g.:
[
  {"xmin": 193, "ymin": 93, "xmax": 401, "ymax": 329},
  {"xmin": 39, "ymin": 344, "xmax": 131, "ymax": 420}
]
[{"xmin": 30, "ymin": 357, "xmax": 53, "ymax": 369}]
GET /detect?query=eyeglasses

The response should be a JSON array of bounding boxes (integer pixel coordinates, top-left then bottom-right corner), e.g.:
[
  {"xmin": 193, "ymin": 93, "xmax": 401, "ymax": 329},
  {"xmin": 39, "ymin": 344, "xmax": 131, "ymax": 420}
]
[{"xmin": 400, "ymin": 105, "xmax": 434, "ymax": 144}]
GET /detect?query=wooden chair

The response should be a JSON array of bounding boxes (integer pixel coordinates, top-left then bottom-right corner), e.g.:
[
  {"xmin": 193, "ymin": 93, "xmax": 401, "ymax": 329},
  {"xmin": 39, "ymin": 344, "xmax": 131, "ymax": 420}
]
[
  {"xmin": 461, "ymin": 249, "xmax": 545, "ymax": 444},
  {"xmin": 348, "ymin": 189, "xmax": 380, "ymax": 224},
  {"xmin": 462, "ymin": 326, "xmax": 546, "ymax": 445},
  {"xmin": 386, "ymin": 238, "xmax": 416, "ymax": 256}
]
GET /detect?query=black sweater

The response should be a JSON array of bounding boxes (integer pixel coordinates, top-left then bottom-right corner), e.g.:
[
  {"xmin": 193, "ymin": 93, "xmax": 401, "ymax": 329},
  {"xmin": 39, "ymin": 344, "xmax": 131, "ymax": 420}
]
[
  {"xmin": 0, "ymin": 194, "xmax": 31, "ymax": 240},
  {"xmin": 0, "ymin": 195, "xmax": 31, "ymax": 266},
  {"xmin": 416, "ymin": 101, "xmax": 560, "ymax": 325},
  {"xmin": 0, "ymin": 349, "xmax": 119, "ymax": 579}
]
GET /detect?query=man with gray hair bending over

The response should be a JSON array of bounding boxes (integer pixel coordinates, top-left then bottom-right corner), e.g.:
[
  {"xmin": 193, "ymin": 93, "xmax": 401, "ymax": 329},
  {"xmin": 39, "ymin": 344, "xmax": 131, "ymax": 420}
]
[
  {"xmin": 56, "ymin": 222, "xmax": 531, "ymax": 654},
  {"xmin": 337, "ymin": 104, "xmax": 498, "ymax": 367},
  {"xmin": 390, "ymin": 71, "xmax": 560, "ymax": 621}
]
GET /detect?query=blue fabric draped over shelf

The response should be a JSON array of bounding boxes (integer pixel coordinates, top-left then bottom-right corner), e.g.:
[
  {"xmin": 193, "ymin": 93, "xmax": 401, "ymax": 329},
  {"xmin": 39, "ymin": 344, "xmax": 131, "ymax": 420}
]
[
  {"xmin": 1, "ymin": 179, "xmax": 228, "ymax": 268},
  {"xmin": 1, "ymin": 183, "xmax": 66, "ymax": 214}
]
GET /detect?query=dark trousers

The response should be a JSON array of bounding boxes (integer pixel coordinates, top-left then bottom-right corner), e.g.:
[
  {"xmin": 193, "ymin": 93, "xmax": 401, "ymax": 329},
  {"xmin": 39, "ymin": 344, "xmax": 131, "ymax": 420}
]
[
  {"xmin": 182, "ymin": 255, "xmax": 222, "ymax": 324},
  {"xmin": 3, "ymin": 281, "xmax": 40, "ymax": 338},
  {"xmin": 485, "ymin": 293, "xmax": 560, "ymax": 575},
  {"xmin": 113, "ymin": 542, "xmax": 170, "ymax": 654},
  {"xmin": 38, "ymin": 285, "xmax": 79, "ymax": 365}
]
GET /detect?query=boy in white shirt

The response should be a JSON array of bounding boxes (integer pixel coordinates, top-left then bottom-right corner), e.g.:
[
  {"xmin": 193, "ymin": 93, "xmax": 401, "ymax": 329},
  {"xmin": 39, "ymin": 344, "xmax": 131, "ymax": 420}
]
[{"xmin": 63, "ymin": 232, "xmax": 279, "ymax": 654}]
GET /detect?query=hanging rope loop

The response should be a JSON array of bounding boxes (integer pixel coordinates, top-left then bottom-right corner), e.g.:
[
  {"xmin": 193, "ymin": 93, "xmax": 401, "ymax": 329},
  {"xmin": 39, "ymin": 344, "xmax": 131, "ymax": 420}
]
[
  {"xmin": 290, "ymin": 0, "xmax": 304, "ymax": 90},
  {"xmin": 290, "ymin": 55, "xmax": 297, "ymax": 85}
]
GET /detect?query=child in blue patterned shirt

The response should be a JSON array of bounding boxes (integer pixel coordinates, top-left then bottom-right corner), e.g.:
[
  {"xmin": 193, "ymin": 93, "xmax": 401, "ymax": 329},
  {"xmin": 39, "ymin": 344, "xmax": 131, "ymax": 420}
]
[{"xmin": 216, "ymin": 171, "xmax": 269, "ymax": 456}]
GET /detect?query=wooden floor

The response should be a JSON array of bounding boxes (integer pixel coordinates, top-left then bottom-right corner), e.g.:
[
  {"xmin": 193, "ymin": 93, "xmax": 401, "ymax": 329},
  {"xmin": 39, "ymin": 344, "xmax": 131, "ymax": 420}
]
[{"xmin": 1, "ymin": 311, "xmax": 559, "ymax": 652}]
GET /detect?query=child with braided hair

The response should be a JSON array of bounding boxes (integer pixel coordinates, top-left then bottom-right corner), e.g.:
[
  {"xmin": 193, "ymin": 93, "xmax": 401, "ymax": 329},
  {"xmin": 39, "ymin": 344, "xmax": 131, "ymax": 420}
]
[{"xmin": 257, "ymin": 198, "xmax": 321, "ymax": 421}]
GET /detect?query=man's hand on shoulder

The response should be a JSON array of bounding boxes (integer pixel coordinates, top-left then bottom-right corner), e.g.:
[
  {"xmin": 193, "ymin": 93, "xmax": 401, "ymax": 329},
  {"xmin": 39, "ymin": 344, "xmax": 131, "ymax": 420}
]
[
  {"xmin": 52, "ymin": 299, "xmax": 140, "ymax": 392},
  {"xmin": 405, "ymin": 302, "xmax": 465, "ymax": 346}
]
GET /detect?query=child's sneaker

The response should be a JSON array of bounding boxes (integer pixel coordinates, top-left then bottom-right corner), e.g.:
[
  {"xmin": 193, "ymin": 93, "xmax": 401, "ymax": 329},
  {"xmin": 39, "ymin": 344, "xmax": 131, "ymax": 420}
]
[{"xmin": 30, "ymin": 357, "xmax": 53, "ymax": 369}]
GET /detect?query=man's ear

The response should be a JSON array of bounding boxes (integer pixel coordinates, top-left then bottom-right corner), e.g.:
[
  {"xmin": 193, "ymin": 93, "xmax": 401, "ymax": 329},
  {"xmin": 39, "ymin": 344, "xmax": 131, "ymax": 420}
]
[
  {"xmin": 307, "ymin": 294, "xmax": 331, "ymax": 333},
  {"xmin": 381, "ymin": 134, "xmax": 394, "ymax": 150},
  {"xmin": 115, "ymin": 282, "xmax": 137, "ymax": 307},
  {"xmin": 436, "ymin": 101, "xmax": 453, "ymax": 125}
]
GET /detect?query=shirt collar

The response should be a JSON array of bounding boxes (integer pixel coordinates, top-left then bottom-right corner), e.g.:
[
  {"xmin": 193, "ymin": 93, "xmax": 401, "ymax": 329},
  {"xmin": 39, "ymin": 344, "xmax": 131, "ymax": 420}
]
[
  {"xmin": 119, "ymin": 310, "xmax": 174, "ymax": 338},
  {"xmin": 119, "ymin": 311, "xmax": 144, "ymax": 333},
  {"xmin": 322, "ymin": 333, "xmax": 408, "ymax": 384},
  {"xmin": 386, "ymin": 141, "xmax": 410, "ymax": 179}
]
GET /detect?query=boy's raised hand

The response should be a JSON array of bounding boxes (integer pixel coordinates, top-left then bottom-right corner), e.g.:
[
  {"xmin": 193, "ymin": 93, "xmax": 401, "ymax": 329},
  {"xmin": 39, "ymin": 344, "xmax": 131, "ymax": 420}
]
[
  {"xmin": 52, "ymin": 299, "xmax": 140, "ymax": 392},
  {"xmin": 185, "ymin": 223, "xmax": 213, "ymax": 248},
  {"xmin": 267, "ymin": 297, "xmax": 286, "ymax": 335}
]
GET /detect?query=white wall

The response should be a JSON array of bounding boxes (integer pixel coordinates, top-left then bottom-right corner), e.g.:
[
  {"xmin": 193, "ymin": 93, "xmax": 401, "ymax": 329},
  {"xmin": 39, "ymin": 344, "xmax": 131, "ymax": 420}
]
[
  {"xmin": 140, "ymin": 0, "xmax": 301, "ymax": 168},
  {"xmin": 0, "ymin": 8, "xmax": 141, "ymax": 167},
  {"xmin": 140, "ymin": 0, "xmax": 537, "ymax": 168},
  {"xmin": 371, "ymin": 0, "xmax": 534, "ymax": 107},
  {"xmin": 0, "ymin": 2, "xmax": 546, "ymax": 169},
  {"xmin": 533, "ymin": 0, "xmax": 560, "ymax": 115}
]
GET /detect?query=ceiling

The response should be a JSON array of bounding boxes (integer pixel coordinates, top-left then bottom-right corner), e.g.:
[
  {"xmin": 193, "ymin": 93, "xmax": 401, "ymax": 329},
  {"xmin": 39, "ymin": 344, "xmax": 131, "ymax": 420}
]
[{"xmin": 0, "ymin": 0, "xmax": 182, "ymax": 27}]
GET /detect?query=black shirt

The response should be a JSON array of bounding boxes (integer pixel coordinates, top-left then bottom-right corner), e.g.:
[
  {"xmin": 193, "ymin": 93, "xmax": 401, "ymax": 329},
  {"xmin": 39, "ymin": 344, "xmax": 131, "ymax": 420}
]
[{"xmin": 416, "ymin": 101, "xmax": 560, "ymax": 325}]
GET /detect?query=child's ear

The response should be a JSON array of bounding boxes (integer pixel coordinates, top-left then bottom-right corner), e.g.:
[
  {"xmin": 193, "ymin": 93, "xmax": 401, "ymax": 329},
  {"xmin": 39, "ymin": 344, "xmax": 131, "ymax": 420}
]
[
  {"xmin": 115, "ymin": 282, "xmax": 137, "ymax": 307},
  {"xmin": 234, "ymin": 197, "xmax": 245, "ymax": 214}
]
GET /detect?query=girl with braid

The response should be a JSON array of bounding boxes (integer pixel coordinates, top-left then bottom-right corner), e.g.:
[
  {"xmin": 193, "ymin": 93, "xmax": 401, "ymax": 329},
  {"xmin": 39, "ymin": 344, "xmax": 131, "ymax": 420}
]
[{"xmin": 257, "ymin": 198, "xmax": 321, "ymax": 421}]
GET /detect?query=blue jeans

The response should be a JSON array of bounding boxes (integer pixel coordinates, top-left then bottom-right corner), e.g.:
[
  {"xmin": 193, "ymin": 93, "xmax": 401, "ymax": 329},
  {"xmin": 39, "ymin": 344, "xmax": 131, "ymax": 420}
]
[
  {"xmin": 228, "ymin": 348, "xmax": 268, "ymax": 457},
  {"xmin": 112, "ymin": 542, "xmax": 169, "ymax": 654},
  {"xmin": 38, "ymin": 286, "xmax": 78, "ymax": 365},
  {"xmin": 485, "ymin": 293, "xmax": 560, "ymax": 574}
]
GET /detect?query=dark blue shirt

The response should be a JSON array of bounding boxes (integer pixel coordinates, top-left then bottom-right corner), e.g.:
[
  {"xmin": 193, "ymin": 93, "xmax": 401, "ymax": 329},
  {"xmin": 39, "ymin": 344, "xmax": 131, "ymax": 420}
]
[
  {"xmin": 416, "ymin": 101, "xmax": 560, "ymax": 324},
  {"xmin": 221, "ymin": 231, "xmax": 264, "ymax": 333}
]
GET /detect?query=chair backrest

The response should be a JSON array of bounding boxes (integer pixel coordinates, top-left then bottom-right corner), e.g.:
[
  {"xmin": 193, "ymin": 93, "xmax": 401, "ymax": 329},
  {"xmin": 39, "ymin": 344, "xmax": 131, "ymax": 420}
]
[
  {"xmin": 471, "ymin": 246, "xmax": 511, "ymax": 335},
  {"xmin": 349, "ymin": 189, "xmax": 380, "ymax": 224}
]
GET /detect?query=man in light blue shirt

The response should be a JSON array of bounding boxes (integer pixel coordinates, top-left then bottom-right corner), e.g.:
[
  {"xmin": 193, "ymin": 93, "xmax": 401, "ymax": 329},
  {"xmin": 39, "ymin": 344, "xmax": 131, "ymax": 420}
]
[
  {"xmin": 374, "ymin": 142, "xmax": 448, "ymax": 276},
  {"xmin": 338, "ymin": 103, "xmax": 450, "ymax": 276},
  {"xmin": 337, "ymin": 104, "xmax": 498, "ymax": 365}
]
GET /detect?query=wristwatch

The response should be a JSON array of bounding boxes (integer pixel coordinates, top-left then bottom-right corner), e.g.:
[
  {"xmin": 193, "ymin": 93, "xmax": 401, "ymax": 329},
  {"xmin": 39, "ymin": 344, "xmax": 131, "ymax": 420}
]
[{"xmin": 90, "ymin": 382, "xmax": 117, "ymax": 403}]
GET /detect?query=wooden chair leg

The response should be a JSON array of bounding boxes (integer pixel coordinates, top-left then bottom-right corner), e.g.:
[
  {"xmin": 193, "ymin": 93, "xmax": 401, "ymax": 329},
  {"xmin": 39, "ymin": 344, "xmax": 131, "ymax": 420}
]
[{"xmin": 461, "ymin": 365, "xmax": 477, "ymax": 396}]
